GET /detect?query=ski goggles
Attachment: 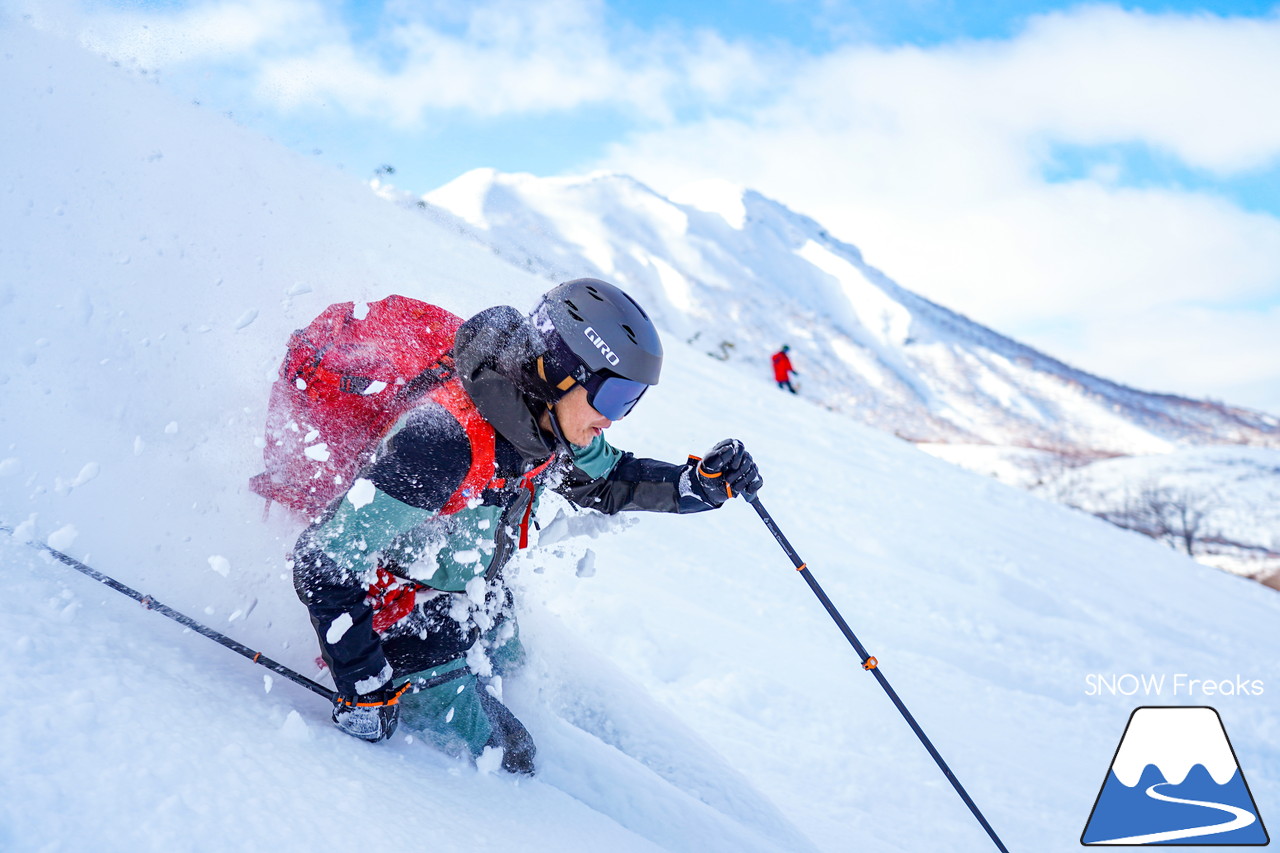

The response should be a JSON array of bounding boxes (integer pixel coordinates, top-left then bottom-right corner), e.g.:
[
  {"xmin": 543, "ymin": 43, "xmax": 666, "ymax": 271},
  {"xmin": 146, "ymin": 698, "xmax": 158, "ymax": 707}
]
[
  {"xmin": 536, "ymin": 353, "xmax": 650, "ymax": 420},
  {"xmin": 580, "ymin": 370, "xmax": 650, "ymax": 421}
]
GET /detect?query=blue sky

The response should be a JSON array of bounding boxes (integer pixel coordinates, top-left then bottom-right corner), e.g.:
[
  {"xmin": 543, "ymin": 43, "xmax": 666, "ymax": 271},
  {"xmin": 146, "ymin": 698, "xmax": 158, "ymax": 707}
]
[
  {"xmin": 15, "ymin": 0, "xmax": 1280, "ymax": 412},
  {"xmin": 108, "ymin": 0, "xmax": 1280, "ymax": 216},
  {"xmin": 616, "ymin": 0, "xmax": 1280, "ymax": 48}
]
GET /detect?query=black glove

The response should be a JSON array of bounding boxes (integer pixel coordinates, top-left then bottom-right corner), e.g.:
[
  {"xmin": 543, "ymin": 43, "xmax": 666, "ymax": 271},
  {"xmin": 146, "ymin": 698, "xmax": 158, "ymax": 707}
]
[
  {"xmin": 690, "ymin": 439, "xmax": 763, "ymax": 507},
  {"xmin": 331, "ymin": 681, "xmax": 409, "ymax": 743}
]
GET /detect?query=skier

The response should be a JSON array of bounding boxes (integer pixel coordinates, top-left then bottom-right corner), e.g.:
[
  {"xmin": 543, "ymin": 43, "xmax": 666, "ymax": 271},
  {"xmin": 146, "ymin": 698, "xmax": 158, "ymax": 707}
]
[
  {"xmin": 291, "ymin": 278, "xmax": 763, "ymax": 774},
  {"xmin": 772, "ymin": 345, "xmax": 798, "ymax": 394}
]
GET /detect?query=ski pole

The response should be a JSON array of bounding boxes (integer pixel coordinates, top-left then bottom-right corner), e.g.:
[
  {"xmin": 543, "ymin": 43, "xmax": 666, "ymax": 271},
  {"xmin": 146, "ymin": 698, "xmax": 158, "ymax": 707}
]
[
  {"xmin": 745, "ymin": 496, "xmax": 1010, "ymax": 853},
  {"xmin": 2, "ymin": 527, "xmax": 337, "ymax": 702}
]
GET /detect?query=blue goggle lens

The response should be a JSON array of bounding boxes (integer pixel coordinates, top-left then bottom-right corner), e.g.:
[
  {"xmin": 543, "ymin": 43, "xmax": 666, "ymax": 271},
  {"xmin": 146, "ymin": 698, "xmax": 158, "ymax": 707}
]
[{"xmin": 585, "ymin": 374, "xmax": 650, "ymax": 420}]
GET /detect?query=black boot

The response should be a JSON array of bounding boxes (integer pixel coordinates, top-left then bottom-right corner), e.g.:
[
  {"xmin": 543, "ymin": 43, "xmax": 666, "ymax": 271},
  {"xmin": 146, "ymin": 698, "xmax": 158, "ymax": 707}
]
[{"xmin": 478, "ymin": 687, "xmax": 537, "ymax": 775}]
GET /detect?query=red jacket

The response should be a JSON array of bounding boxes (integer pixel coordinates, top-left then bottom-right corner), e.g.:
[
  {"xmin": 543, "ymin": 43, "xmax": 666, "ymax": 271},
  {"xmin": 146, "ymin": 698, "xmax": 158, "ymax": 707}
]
[{"xmin": 771, "ymin": 350, "xmax": 794, "ymax": 382}]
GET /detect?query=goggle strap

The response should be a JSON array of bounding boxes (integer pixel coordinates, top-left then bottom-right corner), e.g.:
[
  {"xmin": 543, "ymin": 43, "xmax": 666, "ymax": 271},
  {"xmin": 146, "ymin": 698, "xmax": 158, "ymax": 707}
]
[{"xmin": 537, "ymin": 355, "xmax": 579, "ymax": 395}]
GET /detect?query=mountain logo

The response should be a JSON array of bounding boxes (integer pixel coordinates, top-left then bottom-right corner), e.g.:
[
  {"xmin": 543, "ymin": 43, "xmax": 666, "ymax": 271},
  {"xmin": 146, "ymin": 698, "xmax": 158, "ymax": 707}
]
[{"xmin": 1081, "ymin": 706, "xmax": 1269, "ymax": 846}]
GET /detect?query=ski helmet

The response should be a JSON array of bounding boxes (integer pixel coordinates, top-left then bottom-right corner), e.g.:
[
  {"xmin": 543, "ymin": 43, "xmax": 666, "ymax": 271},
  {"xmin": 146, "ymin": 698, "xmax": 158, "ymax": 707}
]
[{"xmin": 529, "ymin": 278, "xmax": 662, "ymax": 420}]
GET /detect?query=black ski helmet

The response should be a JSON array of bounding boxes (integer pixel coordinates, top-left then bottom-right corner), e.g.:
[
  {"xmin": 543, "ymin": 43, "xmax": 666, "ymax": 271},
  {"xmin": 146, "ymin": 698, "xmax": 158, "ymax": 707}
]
[{"xmin": 529, "ymin": 278, "xmax": 662, "ymax": 418}]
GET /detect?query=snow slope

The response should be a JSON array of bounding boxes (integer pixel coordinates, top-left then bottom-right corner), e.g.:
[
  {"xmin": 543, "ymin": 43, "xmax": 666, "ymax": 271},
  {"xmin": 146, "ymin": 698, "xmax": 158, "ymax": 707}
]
[{"xmin": 3, "ymin": 20, "xmax": 1278, "ymax": 853}]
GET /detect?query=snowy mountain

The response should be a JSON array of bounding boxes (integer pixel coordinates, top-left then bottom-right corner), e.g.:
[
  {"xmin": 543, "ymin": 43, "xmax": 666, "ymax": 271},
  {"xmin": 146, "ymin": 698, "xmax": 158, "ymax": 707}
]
[
  {"xmin": 3, "ymin": 19, "xmax": 1279, "ymax": 853},
  {"xmin": 376, "ymin": 168, "xmax": 1280, "ymax": 583},
  {"xmin": 404, "ymin": 168, "xmax": 1280, "ymax": 456}
]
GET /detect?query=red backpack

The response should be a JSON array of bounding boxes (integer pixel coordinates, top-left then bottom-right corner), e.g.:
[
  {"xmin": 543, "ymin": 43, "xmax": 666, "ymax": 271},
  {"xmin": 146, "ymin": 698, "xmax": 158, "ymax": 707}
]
[{"xmin": 250, "ymin": 295, "xmax": 472, "ymax": 518}]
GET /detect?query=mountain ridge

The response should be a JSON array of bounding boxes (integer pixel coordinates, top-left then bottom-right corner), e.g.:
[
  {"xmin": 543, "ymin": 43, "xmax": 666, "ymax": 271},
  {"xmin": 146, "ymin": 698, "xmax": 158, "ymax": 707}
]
[{"xmin": 388, "ymin": 168, "xmax": 1280, "ymax": 456}]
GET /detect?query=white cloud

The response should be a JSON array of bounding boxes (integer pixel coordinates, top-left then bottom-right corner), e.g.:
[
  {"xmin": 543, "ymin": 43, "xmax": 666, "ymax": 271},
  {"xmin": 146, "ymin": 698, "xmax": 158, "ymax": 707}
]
[
  {"xmin": 44, "ymin": 0, "xmax": 783, "ymax": 125},
  {"xmin": 1007, "ymin": 7, "xmax": 1280, "ymax": 172},
  {"xmin": 256, "ymin": 2, "xmax": 649, "ymax": 122}
]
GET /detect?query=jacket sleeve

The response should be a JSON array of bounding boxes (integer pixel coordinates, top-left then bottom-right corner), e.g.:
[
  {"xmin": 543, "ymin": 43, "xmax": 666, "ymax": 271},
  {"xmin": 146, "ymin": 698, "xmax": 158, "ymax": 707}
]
[
  {"xmin": 555, "ymin": 442, "xmax": 716, "ymax": 515},
  {"xmin": 292, "ymin": 403, "xmax": 470, "ymax": 697}
]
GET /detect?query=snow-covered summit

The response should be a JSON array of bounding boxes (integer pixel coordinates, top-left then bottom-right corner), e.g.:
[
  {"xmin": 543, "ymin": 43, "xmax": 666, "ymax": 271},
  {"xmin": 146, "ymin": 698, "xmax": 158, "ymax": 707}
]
[
  {"xmin": 667, "ymin": 178, "xmax": 753, "ymax": 229},
  {"xmin": 420, "ymin": 168, "xmax": 1280, "ymax": 456}
]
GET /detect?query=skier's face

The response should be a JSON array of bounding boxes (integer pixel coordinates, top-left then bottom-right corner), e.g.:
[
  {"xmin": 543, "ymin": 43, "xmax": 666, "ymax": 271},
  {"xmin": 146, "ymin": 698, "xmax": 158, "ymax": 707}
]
[{"xmin": 550, "ymin": 385, "xmax": 613, "ymax": 447}]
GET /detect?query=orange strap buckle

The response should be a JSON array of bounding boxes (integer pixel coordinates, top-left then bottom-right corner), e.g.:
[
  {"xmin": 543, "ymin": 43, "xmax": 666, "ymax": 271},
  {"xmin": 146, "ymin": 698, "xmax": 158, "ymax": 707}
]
[
  {"xmin": 339, "ymin": 681, "xmax": 411, "ymax": 708},
  {"xmin": 863, "ymin": 656, "xmax": 879, "ymax": 671}
]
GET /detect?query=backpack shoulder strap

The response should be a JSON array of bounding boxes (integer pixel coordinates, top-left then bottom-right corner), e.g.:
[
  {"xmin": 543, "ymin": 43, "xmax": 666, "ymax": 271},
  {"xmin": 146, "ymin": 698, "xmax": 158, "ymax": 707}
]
[
  {"xmin": 426, "ymin": 377, "xmax": 556, "ymax": 546},
  {"xmin": 428, "ymin": 378, "xmax": 497, "ymax": 515}
]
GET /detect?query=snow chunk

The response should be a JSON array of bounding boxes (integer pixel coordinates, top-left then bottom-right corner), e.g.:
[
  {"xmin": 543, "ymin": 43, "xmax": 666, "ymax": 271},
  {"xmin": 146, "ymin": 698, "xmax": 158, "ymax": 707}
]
[
  {"xmin": 465, "ymin": 636, "xmax": 493, "ymax": 678},
  {"xmin": 55, "ymin": 462, "xmax": 101, "ymax": 496},
  {"xmin": 575, "ymin": 549, "xmax": 596, "ymax": 578},
  {"xmin": 347, "ymin": 477, "xmax": 376, "ymax": 509},
  {"xmin": 475, "ymin": 745, "xmax": 504, "ymax": 775},
  {"xmin": 352, "ymin": 302, "xmax": 370, "ymax": 320},
  {"xmin": 263, "ymin": 675, "xmax": 273, "ymax": 694},
  {"xmin": 280, "ymin": 710, "xmax": 309, "ymax": 742},
  {"xmin": 233, "ymin": 309, "xmax": 259, "ymax": 330},
  {"xmin": 303, "ymin": 442, "xmax": 331, "ymax": 462},
  {"xmin": 59, "ymin": 599, "xmax": 81, "ymax": 623},
  {"xmin": 0, "ymin": 457, "xmax": 19, "ymax": 476},
  {"xmin": 47, "ymin": 524, "xmax": 77, "ymax": 551},
  {"xmin": 207, "ymin": 555, "xmax": 231, "ymax": 577},
  {"xmin": 11, "ymin": 514, "xmax": 37, "ymax": 543},
  {"xmin": 538, "ymin": 508, "xmax": 631, "ymax": 544},
  {"xmin": 355, "ymin": 663, "xmax": 393, "ymax": 695},
  {"xmin": 326, "ymin": 612, "xmax": 353, "ymax": 644},
  {"xmin": 361, "ymin": 380, "xmax": 388, "ymax": 396},
  {"xmin": 63, "ymin": 462, "xmax": 100, "ymax": 489},
  {"xmin": 164, "ymin": 421, "xmax": 179, "ymax": 435}
]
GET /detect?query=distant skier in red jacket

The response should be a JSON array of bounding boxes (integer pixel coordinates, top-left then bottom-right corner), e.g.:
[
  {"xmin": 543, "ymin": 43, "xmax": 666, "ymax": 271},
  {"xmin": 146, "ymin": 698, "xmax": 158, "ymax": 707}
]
[{"xmin": 771, "ymin": 345, "xmax": 797, "ymax": 394}]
